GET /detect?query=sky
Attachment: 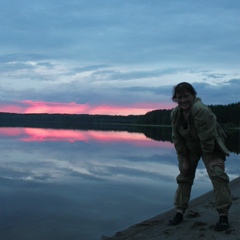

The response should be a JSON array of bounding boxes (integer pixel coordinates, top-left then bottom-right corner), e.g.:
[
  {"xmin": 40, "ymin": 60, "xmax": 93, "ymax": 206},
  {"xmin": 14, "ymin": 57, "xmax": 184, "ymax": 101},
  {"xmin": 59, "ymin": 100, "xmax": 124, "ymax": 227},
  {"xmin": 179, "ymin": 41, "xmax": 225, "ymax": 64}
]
[{"xmin": 0, "ymin": 0, "xmax": 239, "ymax": 116}]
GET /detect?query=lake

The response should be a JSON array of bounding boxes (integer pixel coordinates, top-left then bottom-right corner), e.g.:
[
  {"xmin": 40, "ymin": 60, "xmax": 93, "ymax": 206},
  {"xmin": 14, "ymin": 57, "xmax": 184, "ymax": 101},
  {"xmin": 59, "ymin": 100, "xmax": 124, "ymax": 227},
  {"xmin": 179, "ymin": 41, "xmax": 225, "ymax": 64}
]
[{"xmin": 0, "ymin": 127, "xmax": 239, "ymax": 240}]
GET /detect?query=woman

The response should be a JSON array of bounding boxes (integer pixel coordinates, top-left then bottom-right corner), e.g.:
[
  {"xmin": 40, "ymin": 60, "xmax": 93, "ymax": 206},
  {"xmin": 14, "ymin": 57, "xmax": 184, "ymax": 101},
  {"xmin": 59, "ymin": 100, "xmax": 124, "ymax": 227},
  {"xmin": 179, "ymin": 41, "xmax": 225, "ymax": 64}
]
[{"xmin": 168, "ymin": 82, "xmax": 232, "ymax": 231}]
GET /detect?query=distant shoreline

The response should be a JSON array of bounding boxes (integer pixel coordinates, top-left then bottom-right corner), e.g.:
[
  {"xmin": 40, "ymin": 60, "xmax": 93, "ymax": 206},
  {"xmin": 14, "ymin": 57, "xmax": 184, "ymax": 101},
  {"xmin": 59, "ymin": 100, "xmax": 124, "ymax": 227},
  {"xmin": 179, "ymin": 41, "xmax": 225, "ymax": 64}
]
[{"xmin": 0, "ymin": 111, "xmax": 239, "ymax": 154}]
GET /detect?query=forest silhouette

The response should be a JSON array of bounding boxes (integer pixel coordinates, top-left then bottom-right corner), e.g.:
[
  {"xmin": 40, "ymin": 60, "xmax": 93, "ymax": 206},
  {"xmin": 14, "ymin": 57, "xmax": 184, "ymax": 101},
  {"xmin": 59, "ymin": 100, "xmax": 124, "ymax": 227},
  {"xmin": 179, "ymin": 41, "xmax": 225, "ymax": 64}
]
[{"xmin": 0, "ymin": 102, "xmax": 239, "ymax": 153}]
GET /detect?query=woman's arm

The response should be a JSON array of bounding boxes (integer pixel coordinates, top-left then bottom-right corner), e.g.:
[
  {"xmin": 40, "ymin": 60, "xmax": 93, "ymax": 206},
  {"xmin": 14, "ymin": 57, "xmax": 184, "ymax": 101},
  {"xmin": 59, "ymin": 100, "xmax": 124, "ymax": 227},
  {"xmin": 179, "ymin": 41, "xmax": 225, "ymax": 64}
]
[{"xmin": 192, "ymin": 103, "xmax": 216, "ymax": 153}]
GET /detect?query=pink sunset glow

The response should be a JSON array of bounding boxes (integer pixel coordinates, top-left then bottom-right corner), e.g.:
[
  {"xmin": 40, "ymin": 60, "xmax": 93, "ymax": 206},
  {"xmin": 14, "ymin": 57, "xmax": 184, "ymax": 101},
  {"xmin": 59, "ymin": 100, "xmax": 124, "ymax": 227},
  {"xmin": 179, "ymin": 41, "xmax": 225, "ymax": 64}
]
[
  {"xmin": 0, "ymin": 104, "xmax": 25, "ymax": 113},
  {"xmin": 0, "ymin": 127, "xmax": 174, "ymax": 149},
  {"xmin": 0, "ymin": 100, "xmax": 175, "ymax": 116}
]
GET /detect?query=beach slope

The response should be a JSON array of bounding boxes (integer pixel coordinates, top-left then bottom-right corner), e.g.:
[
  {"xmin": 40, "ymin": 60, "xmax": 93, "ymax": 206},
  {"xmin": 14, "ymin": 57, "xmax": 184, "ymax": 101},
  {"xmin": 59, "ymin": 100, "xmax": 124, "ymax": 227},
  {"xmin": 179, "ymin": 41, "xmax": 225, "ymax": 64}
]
[{"xmin": 101, "ymin": 177, "xmax": 240, "ymax": 240}]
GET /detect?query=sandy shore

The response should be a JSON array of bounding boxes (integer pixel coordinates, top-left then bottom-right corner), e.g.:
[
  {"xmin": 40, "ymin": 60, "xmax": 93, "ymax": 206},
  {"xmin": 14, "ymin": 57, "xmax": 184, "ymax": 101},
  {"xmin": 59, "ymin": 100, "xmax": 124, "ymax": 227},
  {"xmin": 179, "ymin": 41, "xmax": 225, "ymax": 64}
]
[{"xmin": 101, "ymin": 177, "xmax": 240, "ymax": 240}]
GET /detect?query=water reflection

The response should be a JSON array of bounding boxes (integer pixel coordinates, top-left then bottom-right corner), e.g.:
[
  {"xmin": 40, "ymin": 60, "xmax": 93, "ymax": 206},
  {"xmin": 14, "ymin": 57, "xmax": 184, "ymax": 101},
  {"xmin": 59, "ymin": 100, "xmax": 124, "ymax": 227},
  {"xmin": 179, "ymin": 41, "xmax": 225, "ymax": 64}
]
[
  {"xmin": 0, "ymin": 127, "xmax": 175, "ymax": 183},
  {"xmin": 0, "ymin": 127, "xmax": 171, "ymax": 145},
  {"xmin": 0, "ymin": 127, "xmax": 239, "ymax": 240}
]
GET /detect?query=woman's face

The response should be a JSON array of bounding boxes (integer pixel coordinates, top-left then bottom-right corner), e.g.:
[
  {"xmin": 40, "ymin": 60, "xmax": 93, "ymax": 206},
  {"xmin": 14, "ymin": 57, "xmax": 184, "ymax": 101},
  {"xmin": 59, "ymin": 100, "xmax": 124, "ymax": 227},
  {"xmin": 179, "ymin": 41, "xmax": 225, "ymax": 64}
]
[{"xmin": 175, "ymin": 91, "xmax": 195, "ymax": 111}]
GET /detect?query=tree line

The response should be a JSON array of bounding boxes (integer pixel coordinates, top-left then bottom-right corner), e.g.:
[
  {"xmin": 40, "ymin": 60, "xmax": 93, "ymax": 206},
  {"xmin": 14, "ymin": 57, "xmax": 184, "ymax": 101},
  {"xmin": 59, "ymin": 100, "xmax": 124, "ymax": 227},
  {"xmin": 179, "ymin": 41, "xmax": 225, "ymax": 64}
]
[
  {"xmin": 0, "ymin": 102, "xmax": 239, "ymax": 129},
  {"xmin": 140, "ymin": 102, "xmax": 240, "ymax": 127},
  {"xmin": 0, "ymin": 102, "xmax": 239, "ymax": 154},
  {"xmin": 0, "ymin": 113, "xmax": 141, "ymax": 129}
]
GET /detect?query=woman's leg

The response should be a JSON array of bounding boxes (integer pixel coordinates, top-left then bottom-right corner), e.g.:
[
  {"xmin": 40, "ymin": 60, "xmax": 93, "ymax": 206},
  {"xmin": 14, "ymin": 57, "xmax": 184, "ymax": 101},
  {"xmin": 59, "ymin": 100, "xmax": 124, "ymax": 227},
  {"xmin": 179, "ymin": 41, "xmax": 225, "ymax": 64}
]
[
  {"xmin": 168, "ymin": 152, "xmax": 200, "ymax": 225},
  {"xmin": 202, "ymin": 152, "xmax": 232, "ymax": 230},
  {"xmin": 174, "ymin": 152, "xmax": 200, "ymax": 211},
  {"xmin": 202, "ymin": 152, "xmax": 232, "ymax": 214}
]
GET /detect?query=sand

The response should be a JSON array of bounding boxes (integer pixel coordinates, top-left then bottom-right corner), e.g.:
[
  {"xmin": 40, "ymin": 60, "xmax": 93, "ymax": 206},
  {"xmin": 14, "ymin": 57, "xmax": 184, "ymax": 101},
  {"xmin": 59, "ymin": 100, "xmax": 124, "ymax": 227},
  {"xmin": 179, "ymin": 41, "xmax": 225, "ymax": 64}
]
[{"xmin": 101, "ymin": 177, "xmax": 240, "ymax": 240}]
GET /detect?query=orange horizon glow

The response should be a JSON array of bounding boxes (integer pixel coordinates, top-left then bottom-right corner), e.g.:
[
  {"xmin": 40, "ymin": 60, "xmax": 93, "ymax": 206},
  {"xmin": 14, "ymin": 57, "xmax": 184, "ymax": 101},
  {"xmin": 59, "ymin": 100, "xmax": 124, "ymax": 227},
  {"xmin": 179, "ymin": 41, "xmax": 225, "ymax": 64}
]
[
  {"xmin": 0, "ymin": 127, "xmax": 174, "ymax": 148},
  {"xmin": 0, "ymin": 100, "xmax": 175, "ymax": 116}
]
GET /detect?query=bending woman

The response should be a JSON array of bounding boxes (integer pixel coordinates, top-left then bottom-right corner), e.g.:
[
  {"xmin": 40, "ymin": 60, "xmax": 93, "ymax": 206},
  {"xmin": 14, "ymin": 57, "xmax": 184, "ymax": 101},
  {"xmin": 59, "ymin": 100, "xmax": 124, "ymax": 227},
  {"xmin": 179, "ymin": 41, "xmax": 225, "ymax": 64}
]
[{"xmin": 169, "ymin": 82, "xmax": 232, "ymax": 231}]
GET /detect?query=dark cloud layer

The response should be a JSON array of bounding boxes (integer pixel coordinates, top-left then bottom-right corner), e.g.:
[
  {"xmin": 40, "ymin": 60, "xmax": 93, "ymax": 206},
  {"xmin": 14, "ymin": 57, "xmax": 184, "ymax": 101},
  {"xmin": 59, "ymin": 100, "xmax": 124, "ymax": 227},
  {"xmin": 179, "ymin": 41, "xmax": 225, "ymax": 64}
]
[{"xmin": 0, "ymin": 0, "xmax": 239, "ymax": 112}]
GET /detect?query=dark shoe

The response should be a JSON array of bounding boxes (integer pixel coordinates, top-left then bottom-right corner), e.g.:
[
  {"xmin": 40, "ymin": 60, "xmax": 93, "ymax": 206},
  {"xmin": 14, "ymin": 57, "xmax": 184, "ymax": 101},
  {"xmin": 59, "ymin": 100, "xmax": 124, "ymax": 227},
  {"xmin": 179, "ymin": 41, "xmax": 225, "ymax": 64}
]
[
  {"xmin": 215, "ymin": 216, "xmax": 230, "ymax": 231},
  {"xmin": 168, "ymin": 212, "xmax": 183, "ymax": 226}
]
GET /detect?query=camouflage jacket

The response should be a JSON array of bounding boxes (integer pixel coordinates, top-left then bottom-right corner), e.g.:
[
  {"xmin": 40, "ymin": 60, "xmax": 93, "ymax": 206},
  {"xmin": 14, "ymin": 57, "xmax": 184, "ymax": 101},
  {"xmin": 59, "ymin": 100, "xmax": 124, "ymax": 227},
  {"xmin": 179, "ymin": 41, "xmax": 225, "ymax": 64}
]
[{"xmin": 171, "ymin": 98, "xmax": 230, "ymax": 158}]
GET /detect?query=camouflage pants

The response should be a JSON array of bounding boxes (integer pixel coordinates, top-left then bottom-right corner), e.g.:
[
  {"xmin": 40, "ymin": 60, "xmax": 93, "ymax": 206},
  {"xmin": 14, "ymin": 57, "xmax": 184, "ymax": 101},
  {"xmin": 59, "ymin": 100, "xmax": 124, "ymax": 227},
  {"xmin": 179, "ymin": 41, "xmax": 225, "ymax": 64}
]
[{"xmin": 174, "ymin": 151, "xmax": 232, "ymax": 215}]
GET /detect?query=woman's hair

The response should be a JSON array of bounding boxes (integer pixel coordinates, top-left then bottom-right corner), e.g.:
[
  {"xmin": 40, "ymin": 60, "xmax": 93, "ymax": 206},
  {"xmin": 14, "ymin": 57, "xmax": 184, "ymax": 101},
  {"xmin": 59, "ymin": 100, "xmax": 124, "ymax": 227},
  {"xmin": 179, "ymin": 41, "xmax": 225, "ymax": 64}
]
[{"xmin": 172, "ymin": 82, "xmax": 197, "ymax": 102}]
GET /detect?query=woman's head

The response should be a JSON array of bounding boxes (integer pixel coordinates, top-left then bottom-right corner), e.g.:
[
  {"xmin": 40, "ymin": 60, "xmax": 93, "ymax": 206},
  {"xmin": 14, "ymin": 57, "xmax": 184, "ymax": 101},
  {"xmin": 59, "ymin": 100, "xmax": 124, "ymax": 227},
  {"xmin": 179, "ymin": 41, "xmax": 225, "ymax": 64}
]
[
  {"xmin": 172, "ymin": 82, "xmax": 197, "ymax": 111},
  {"xmin": 172, "ymin": 82, "xmax": 197, "ymax": 102}
]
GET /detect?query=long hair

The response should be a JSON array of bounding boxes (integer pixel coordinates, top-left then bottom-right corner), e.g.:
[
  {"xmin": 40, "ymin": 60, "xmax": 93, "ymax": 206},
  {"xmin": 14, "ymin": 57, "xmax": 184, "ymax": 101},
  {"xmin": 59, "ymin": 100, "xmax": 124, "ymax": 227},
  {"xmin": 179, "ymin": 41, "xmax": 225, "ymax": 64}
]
[{"xmin": 172, "ymin": 82, "xmax": 197, "ymax": 102}]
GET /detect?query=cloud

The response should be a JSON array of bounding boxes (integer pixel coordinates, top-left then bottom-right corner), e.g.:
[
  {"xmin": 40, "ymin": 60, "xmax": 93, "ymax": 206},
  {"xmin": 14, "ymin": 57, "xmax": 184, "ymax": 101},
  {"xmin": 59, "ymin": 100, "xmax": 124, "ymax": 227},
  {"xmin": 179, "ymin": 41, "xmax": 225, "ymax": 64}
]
[
  {"xmin": 0, "ymin": 63, "xmax": 239, "ymax": 115},
  {"xmin": 0, "ymin": 53, "xmax": 46, "ymax": 63},
  {"xmin": 0, "ymin": 0, "xmax": 239, "ymax": 115},
  {"xmin": 71, "ymin": 64, "xmax": 110, "ymax": 74},
  {"xmin": 193, "ymin": 79, "xmax": 240, "ymax": 104},
  {"xmin": 90, "ymin": 68, "xmax": 184, "ymax": 81},
  {"xmin": 0, "ymin": 100, "xmax": 172, "ymax": 115},
  {"xmin": 0, "ymin": 0, "xmax": 239, "ymax": 65}
]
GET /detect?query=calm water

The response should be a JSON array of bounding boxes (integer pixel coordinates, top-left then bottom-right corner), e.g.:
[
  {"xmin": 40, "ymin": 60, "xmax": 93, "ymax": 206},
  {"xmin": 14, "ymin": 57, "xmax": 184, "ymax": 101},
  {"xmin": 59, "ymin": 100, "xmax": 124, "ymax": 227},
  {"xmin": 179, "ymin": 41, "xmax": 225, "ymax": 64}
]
[{"xmin": 0, "ymin": 127, "xmax": 239, "ymax": 240}]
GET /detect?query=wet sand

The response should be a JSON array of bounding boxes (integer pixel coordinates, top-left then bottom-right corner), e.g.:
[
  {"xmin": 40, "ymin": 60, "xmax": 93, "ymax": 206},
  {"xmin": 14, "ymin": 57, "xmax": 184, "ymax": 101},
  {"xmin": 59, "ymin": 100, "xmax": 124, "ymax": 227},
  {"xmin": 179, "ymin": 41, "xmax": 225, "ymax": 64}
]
[{"xmin": 101, "ymin": 177, "xmax": 240, "ymax": 240}]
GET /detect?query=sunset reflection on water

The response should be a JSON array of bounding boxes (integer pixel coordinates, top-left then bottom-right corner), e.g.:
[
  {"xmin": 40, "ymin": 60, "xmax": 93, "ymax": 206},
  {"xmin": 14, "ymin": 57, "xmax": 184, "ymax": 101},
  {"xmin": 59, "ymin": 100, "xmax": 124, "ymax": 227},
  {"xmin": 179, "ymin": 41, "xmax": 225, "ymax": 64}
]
[
  {"xmin": 0, "ymin": 127, "xmax": 173, "ymax": 148},
  {"xmin": 0, "ymin": 127, "xmax": 239, "ymax": 240}
]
